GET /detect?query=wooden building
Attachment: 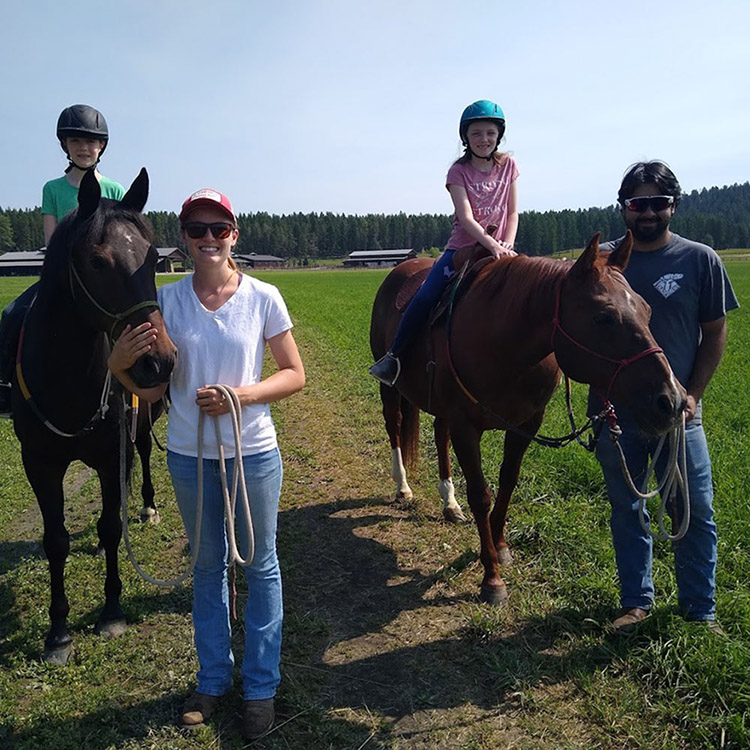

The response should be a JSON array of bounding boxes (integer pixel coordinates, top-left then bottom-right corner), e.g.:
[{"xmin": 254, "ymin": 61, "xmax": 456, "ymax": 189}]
[
  {"xmin": 343, "ymin": 249, "xmax": 417, "ymax": 268},
  {"xmin": 233, "ymin": 253, "xmax": 286, "ymax": 269}
]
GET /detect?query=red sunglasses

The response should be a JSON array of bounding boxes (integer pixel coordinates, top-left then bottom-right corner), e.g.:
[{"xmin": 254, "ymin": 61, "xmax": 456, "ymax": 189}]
[
  {"xmin": 183, "ymin": 221, "xmax": 234, "ymax": 240},
  {"xmin": 623, "ymin": 195, "xmax": 675, "ymax": 213}
]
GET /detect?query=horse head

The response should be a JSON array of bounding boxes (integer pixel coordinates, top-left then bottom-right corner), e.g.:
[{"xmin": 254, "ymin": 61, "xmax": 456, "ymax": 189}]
[
  {"xmin": 554, "ymin": 232, "xmax": 685, "ymax": 434},
  {"xmin": 69, "ymin": 168, "xmax": 176, "ymax": 388}
]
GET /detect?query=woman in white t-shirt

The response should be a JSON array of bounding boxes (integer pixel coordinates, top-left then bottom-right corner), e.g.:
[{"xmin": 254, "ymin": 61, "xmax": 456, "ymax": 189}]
[
  {"xmin": 369, "ymin": 99, "xmax": 519, "ymax": 386},
  {"xmin": 108, "ymin": 188, "xmax": 305, "ymax": 741}
]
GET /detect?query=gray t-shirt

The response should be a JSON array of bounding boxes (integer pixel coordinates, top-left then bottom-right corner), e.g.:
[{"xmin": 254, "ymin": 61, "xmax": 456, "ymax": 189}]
[{"xmin": 589, "ymin": 233, "xmax": 738, "ymax": 416}]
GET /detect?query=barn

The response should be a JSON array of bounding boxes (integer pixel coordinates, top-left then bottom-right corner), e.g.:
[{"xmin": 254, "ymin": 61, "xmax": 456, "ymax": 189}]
[
  {"xmin": 233, "ymin": 253, "xmax": 286, "ymax": 269},
  {"xmin": 343, "ymin": 249, "xmax": 417, "ymax": 268},
  {"xmin": 0, "ymin": 250, "xmax": 45, "ymax": 276}
]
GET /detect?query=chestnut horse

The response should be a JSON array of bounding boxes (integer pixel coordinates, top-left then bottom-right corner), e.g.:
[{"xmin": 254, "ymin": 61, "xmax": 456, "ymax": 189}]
[
  {"xmin": 370, "ymin": 233, "xmax": 685, "ymax": 604},
  {"xmin": 11, "ymin": 169, "xmax": 177, "ymax": 662}
]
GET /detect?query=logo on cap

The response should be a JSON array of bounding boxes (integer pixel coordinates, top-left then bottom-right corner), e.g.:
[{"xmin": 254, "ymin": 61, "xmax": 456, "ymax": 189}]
[{"xmin": 188, "ymin": 189, "xmax": 222, "ymax": 203}]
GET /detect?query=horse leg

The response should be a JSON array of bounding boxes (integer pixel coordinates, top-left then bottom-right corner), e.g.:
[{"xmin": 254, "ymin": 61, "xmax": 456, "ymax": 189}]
[
  {"xmin": 435, "ymin": 417, "xmax": 465, "ymax": 523},
  {"xmin": 135, "ymin": 428, "xmax": 160, "ymax": 524},
  {"xmin": 22, "ymin": 452, "xmax": 74, "ymax": 664},
  {"xmin": 450, "ymin": 422, "xmax": 507, "ymax": 605},
  {"xmin": 491, "ymin": 415, "xmax": 542, "ymax": 566},
  {"xmin": 94, "ymin": 458, "xmax": 127, "ymax": 638},
  {"xmin": 381, "ymin": 384, "xmax": 413, "ymax": 502}
]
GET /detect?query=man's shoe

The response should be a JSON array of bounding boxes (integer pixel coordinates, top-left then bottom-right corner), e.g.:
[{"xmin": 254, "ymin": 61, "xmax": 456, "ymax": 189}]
[
  {"xmin": 180, "ymin": 691, "xmax": 221, "ymax": 727},
  {"xmin": 612, "ymin": 607, "xmax": 649, "ymax": 635},
  {"xmin": 694, "ymin": 619, "xmax": 726, "ymax": 636},
  {"xmin": 242, "ymin": 697, "xmax": 275, "ymax": 740},
  {"xmin": 369, "ymin": 352, "xmax": 401, "ymax": 386},
  {"xmin": 0, "ymin": 382, "xmax": 11, "ymax": 419}
]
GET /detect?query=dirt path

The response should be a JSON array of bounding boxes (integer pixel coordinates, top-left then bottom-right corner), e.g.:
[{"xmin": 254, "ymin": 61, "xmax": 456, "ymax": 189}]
[{"xmin": 272, "ymin": 362, "xmax": 603, "ymax": 748}]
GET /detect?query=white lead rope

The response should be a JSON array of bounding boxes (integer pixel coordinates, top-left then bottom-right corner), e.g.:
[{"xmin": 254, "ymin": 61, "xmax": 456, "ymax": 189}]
[
  {"xmin": 611, "ymin": 414, "xmax": 690, "ymax": 541},
  {"xmin": 121, "ymin": 384, "xmax": 255, "ymax": 587}
]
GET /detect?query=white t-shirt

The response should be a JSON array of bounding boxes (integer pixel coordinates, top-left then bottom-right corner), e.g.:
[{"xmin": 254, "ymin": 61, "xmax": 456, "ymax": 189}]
[{"xmin": 158, "ymin": 273, "xmax": 293, "ymax": 458}]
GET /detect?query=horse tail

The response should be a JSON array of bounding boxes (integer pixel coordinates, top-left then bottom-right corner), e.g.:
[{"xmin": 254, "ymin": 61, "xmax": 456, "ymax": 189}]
[{"xmin": 399, "ymin": 394, "xmax": 420, "ymax": 469}]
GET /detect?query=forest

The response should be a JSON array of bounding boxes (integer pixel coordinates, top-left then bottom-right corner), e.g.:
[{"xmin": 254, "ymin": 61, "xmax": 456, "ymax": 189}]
[{"xmin": 1, "ymin": 181, "xmax": 748, "ymax": 259}]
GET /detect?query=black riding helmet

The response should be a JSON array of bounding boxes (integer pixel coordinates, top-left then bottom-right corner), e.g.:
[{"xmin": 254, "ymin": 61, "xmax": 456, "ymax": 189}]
[{"xmin": 56, "ymin": 105, "xmax": 109, "ymax": 164}]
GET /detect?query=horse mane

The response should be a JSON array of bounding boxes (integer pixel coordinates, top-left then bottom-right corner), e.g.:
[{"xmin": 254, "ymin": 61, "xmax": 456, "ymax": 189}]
[
  {"xmin": 471, "ymin": 255, "xmax": 572, "ymax": 318},
  {"xmin": 41, "ymin": 200, "xmax": 153, "ymax": 282}
]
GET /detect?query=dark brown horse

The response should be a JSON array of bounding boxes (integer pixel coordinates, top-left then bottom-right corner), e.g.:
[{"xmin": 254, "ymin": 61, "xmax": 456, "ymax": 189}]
[
  {"xmin": 11, "ymin": 169, "xmax": 176, "ymax": 662},
  {"xmin": 370, "ymin": 233, "xmax": 686, "ymax": 604}
]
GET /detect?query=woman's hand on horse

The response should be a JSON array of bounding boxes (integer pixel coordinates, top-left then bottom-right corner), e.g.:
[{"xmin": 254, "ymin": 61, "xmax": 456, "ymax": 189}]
[
  {"xmin": 109, "ymin": 323, "xmax": 157, "ymax": 374},
  {"xmin": 489, "ymin": 238, "xmax": 517, "ymax": 258},
  {"xmin": 196, "ymin": 386, "xmax": 230, "ymax": 416}
]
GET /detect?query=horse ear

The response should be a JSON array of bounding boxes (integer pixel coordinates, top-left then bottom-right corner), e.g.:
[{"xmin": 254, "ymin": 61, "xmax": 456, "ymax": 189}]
[
  {"xmin": 120, "ymin": 168, "xmax": 149, "ymax": 212},
  {"xmin": 606, "ymin": 230, "xmax": 633, "ymax": 271},
  {"xmin": 77, "ymin": 168, "xmax": 102, "ymax": 221},
  {"xmin": 570, "ymin": 232, "xmax": 601, "ymax": 275}
]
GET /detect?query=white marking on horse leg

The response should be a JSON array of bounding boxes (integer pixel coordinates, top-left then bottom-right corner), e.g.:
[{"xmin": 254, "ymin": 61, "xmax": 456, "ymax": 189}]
[
  {"xmin": 440, "ymin": 478, "xmax": 466, "ymax": 523},
  {"xmin": 391, "ymin": 448, "xmax": 413, "ymax": 502}
]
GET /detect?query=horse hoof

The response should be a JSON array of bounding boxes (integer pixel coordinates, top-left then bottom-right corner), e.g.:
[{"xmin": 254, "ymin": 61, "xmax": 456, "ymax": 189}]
[
  {"xmin": 95, "ymin": 545, "xmax": 106, "ymax": 558},
  {"xmin": 480, "ymin": 583, "xmax": 508, "ymax": 606},
  {"xmin": 443, "ymin": 506, "xmax": 467, "ymax": 524},
  {"xmin": 394, "ymin": 488, "xmax": 413, "ymax": 502},
  {"xmin": 95, "ymin": 618, "xmax": 127, "ymax": 638},
  {"xmin": 497, "ymin": 546, "xmax": 513, "ymax": 566},
  {"xmin": 43, "ymin": 642, "xmax": 74, "ymax": 665},
  {"xmin": 140, "ymin": 507, "xmax": 161, "ymax": 525}
]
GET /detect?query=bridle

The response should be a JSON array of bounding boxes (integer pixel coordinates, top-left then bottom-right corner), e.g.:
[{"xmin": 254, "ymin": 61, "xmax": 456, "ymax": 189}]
[
  {"xmin": 550, "ymin": 279, "xmax": 664, "ymax": 404},
  {"xmin": 68, "ymin": 252, "xmax": 161, "ymax": 342}
]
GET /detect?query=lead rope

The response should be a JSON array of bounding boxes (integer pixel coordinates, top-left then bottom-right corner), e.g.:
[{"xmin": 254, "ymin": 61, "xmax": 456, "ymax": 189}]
[
  {"xmin": 608, "ymin": 413, "xmax": 691, "ymax": 541},
  {"xmin": 120, "ymin": 384, "xmax": 254, "ymax": 587}
]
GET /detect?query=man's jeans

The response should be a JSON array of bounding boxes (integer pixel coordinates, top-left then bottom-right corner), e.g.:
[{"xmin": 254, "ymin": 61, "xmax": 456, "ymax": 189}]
[
  {"xmin": 168, "ymin": 448, "xmax": 284, "ymax": 700},
  {"xmin": 595, "ymin": 415, "xmax": 717, "ymax": 621}
]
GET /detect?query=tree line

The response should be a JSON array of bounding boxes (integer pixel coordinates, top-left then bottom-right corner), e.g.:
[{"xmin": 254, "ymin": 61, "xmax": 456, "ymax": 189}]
[{"xmin": 1, "ymin": 181, "xmax": 749, "ymax": 258}]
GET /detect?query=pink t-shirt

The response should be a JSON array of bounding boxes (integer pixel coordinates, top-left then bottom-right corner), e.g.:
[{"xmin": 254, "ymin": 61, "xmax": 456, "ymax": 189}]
[{"xmin": 445, "ymin": 156, "xmax": 519, "ymax": 249}]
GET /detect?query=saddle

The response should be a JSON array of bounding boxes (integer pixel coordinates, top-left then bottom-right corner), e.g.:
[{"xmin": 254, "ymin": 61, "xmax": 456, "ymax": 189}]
[{"xmin": 394, "ymin": 244, "xmax": 494, "ymax": 325}]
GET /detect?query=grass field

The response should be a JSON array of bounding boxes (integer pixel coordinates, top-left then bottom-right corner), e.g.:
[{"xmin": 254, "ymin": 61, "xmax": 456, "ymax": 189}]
[{"xmin": 1, "ymin": 264, "xmax": 750, "ymax": 749}]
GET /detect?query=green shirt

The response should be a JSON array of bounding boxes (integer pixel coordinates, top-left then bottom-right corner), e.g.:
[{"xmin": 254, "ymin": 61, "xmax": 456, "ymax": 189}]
[{"xmin": 41, "ymin": 174, "xmax": 125, "ymax": 221}]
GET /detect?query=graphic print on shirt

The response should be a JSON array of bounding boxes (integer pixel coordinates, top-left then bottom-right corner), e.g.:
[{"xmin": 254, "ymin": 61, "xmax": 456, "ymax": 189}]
[
  {"xmin": 471, "ymin": 178, "xmax": 508, "ymax": 217},
  {"xmin": 653, "ymin": 273, "xmax": 683, "ymax": 299}
]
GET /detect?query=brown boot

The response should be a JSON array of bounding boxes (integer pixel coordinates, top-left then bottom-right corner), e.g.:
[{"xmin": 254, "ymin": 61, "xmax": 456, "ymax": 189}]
[
  {"xmin": 180, "ymin": 691, "xmax": 221, "ymax": 727},
  {"xmin": 612, "ymin": 607, "xmax": 649, "ymax": 635},
  {"xmin": 242, "ymin": 698, "xmax": 275, "ymax": 740}
]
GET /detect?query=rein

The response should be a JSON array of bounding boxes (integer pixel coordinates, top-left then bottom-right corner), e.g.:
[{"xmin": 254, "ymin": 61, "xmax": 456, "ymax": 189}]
[
  {"xmin": 69, "ymin": 258, "xmax": 160, "ymax": 341},
  {"xmin": 15, "ymin": 295, "xmax": 113, "ymax": 438},
  {"xmin": 443, "ymin": 273, "xmax": 604, "ymax": 449}
]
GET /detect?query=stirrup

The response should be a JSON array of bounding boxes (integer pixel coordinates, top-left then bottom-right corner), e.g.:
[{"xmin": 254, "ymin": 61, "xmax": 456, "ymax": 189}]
[{"xmin": 369, "ymin": 353, "xmax": 401, "ymax": 386}]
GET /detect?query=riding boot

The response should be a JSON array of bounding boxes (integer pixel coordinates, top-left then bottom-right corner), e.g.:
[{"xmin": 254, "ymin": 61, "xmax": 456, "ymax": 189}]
[{"xmin": 369, "ymin": 352, "xmax": 401, "ymax": 387}]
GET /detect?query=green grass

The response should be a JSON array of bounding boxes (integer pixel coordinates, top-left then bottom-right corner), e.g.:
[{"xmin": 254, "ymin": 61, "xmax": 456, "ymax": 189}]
[{"xmin": 1, "ymin": 265, "xmax": 750, "ymax": 748}]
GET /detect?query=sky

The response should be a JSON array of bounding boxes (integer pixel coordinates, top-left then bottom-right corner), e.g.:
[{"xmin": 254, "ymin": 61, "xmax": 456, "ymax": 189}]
[{"xmin": 1, "ymin": 0, "xmax": 749, "ymax": 218}]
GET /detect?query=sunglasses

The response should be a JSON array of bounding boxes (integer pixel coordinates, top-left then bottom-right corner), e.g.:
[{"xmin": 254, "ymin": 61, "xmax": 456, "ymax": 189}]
[
  {"xmin": 623, "ymin": 195, "xmax": 675, "ymax": 213},
  {"xmin": 183, "ymin": 221, "xmax": 234, "ymax": 240}
]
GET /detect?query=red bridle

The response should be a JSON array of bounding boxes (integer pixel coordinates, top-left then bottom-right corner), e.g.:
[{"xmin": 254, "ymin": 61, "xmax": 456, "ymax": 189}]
[{"xmin": 551, "ymin": 281, "xmax": 664, "ymax": 401}]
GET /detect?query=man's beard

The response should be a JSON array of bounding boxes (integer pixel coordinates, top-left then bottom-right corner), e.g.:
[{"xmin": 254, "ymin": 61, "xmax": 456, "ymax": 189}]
[{"xmin": 630, "ymin": 215, "xmax": 671, "ymax": 243}]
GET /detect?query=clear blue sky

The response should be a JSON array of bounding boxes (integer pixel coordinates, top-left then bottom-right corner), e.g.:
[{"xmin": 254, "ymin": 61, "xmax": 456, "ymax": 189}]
[{"xmin": 2, "ymin": 0, "xmax": 748, "ymax": 217}]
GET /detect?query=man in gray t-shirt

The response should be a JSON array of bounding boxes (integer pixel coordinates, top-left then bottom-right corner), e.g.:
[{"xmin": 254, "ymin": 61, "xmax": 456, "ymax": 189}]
[{"xmin": 591, "ymin": 161, "xmax": 738, "ymax": 635}]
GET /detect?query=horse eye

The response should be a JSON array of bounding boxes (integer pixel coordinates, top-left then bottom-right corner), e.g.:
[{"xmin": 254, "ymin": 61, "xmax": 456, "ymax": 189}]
[
  {"xmin": 90, "ymin": 254, "xmax": 109, "ymax": 271},
  {"xmin": 593, "ymin": 310, "xmax": 616, "ymax": 326}
]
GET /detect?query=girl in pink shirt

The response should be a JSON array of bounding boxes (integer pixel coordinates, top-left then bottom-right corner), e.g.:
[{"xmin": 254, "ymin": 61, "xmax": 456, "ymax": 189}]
[{"xmin": 369, "ymin": 99, "xmax": 519, "ymax": 386}]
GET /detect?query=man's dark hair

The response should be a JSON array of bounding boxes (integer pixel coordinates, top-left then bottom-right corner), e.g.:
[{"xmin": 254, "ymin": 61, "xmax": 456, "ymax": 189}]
[{"xmin": 617, "ymin": 160, "xmax": 682, "ymax": 206}]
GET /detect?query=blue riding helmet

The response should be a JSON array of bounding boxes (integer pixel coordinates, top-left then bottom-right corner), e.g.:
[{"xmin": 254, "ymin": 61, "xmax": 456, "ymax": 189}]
[{"xmin": 459, "ymin": 100, "xmax": 506, "ymax": 145}]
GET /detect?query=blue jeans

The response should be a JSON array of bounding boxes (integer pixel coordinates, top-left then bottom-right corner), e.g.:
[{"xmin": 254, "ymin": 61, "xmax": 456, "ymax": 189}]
[
  {"xmin": 391, "ymin": 250, "xmax": 456, "ymax": 355},
  {"xmin": 595, "ymin": 416, "xmax": 717, "ymax": 621},
  {"xmin": 167, "ymin": 447, "xmax": 284, "ymax": 699}
]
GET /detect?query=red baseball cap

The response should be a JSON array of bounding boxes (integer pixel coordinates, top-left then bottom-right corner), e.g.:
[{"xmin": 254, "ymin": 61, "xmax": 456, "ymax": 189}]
[{"xmin": 179, "ymin": 188, "xmax": 237, "ymax": 224}]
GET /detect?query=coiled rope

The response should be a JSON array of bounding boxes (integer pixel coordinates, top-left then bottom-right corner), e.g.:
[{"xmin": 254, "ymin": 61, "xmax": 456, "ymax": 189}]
[
  {"xmin": 609, "ymin": 414, "xmax": 690, "ymax": 541},
  {"xmin": 120, "ymin": 384, "xmax": 255, "ymax": 586}
]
